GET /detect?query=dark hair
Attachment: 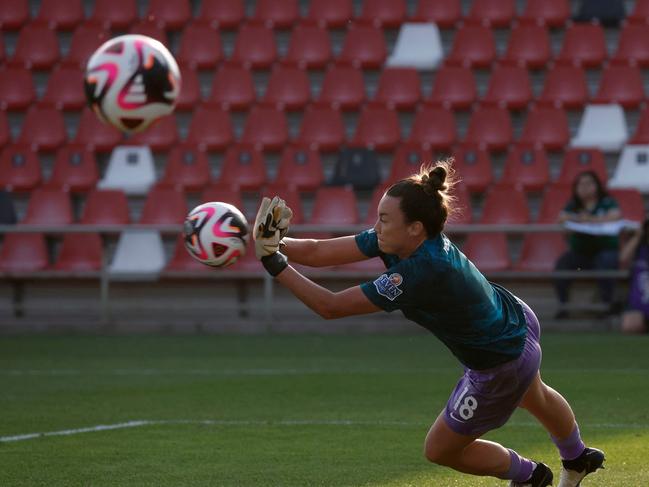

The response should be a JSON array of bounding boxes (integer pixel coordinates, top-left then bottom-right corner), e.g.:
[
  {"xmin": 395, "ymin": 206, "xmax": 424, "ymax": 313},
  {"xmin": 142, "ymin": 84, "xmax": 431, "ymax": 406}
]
[
  {"xmin": 570, "ymin": 170, "xmax": 608, "ymax": 211},
  {"xmin": 386, "ymin": 159, "xmax": 456, "ymax": 238}
]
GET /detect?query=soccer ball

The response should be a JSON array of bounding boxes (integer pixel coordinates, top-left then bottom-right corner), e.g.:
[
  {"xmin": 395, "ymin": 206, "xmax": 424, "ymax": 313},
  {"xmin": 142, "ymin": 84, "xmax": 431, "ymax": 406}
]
[
  {"xmin": 183, "ymin": 202, "xmax": 249, "ymax": 267},
  {"xmin": 84, "ymin": 34, "xmax": 181, "ymax": 133}
]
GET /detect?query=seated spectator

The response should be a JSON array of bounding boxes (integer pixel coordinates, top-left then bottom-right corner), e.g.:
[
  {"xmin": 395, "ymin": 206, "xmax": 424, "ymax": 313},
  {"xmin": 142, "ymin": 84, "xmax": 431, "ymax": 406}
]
[
  {"xmin": 554, "ymin": 171, "xmax": 621, "ymax": 318},
  {"xmin": 619, "ymin": 219, "xmax": 649, "ymax": 334},
  {"xmin": 0, "ymin": 190, "xmax": 17, "ymax": 224}
]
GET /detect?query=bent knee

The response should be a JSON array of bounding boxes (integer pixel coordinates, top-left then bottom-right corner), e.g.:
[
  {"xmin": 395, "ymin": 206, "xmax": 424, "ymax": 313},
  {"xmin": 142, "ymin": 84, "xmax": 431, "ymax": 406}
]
[{"xmin": 424, "ymin": 442, "xmax": 457, "ymax": 466}]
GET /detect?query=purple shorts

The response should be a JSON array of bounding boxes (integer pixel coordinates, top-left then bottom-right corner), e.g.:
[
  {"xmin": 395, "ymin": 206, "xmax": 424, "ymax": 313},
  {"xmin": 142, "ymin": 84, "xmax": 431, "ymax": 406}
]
[{"xmin": 443, "ymin": 300, "xmax": 542, "ymax": 437}]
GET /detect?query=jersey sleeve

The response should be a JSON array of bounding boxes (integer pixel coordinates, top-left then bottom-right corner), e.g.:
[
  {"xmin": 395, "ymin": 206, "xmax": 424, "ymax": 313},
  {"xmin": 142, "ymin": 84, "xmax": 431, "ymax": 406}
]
[
  {"xmin": 355, "ymin": 229, "xmax": 381, "ymax": 258},
  {"xmin": 359, "ymin": 258, "xmax": 433, "ymax": 312}
]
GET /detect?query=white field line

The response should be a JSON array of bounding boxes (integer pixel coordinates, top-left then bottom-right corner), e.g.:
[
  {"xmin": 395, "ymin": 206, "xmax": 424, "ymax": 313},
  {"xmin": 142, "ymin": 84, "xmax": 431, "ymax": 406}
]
[
  {"xmin": 1, "ymin": 418, "xmax": 648, "ymax": 443},
  {"xmin": 1, "ymin": 367, "xmax": 648, "ymax": 376}
]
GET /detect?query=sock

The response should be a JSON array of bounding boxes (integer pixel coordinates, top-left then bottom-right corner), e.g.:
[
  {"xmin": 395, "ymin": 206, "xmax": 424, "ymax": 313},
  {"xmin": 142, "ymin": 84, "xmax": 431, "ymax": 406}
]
[
  {"xmin": 498, "ymin": 449, "xmax": 537, "ymax": 482},
  {"xmin": 552, "ymin": 424, "xmax": 586, "ymax": 461}
]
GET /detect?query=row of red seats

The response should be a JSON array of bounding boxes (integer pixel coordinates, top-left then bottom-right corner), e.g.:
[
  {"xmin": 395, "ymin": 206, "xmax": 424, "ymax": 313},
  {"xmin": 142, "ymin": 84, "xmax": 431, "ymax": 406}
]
[
  {"xmin": 1, "ymin": 0, "xmax": 610, "ymax": 32},
  {"xmin": 3, "ymin": 60, "xmax": 648, "ymax": 115},
  {"xmin": 6, "ymin": 19, "xmax": 649, "ymax": 72}
]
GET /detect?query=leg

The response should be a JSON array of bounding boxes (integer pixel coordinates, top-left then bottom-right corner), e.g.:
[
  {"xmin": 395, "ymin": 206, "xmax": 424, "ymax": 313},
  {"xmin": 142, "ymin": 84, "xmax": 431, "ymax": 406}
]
[
  {"xmin": 554, "ymin": 251, "xmax": 589, "ymax": 305},
  {"xmin": 593, "ymin": 249, "xmax": 619, "ymax": 304},
  {"xmin": 621, "ymin": 310, "xmax": 647, "ymax": 334}
]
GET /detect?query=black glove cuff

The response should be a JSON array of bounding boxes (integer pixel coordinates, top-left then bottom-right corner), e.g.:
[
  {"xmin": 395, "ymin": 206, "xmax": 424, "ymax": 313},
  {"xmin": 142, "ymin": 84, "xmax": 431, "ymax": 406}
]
[{"xmin": 261, "ymin": 252, "xmax": 288, "ymax": 277}]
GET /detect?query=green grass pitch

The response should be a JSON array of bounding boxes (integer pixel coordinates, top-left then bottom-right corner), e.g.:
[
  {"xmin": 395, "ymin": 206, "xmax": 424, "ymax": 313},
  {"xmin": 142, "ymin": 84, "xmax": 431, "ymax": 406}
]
[{"xmin": 1, "ymin": 333, "xmax": 648, "ymax": 486}]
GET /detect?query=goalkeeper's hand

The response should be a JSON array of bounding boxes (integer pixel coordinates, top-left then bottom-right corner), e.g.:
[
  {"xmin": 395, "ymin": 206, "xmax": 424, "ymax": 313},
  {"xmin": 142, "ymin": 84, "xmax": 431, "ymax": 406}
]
[{"xmin": 253, "ymin": 196, "xmax": 293, "ymax": 259}]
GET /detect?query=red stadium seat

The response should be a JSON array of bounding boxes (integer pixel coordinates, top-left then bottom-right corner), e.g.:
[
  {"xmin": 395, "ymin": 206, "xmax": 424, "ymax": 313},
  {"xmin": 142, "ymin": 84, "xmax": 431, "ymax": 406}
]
[
  {"xmin": 129, "ymin": 116, "xmax": 178, "ymax": 152},
  {"xmin": 73, "ymin": 107, "xmax": 123, "ymax": 152},
  {"xmin": 519, "ymin": 0, "xmax": 569, "ymax": 27},
  {"xmin": 175, "ymin": 65, "xmax": 201, "ymax": 110},
  {"xmin": 351, "ymin": 104, "xmax": 400, "ymax": 152},
  {"xmin": 0, "ymin": 67, "xmax": 34, "ymax": 110},
  {"xmin": 201, "ymin": 185, "xmax": 244, "ymax": 210},
  {"xmin": 11, "ymin": 21, "xmax": 60, "ymax": 69},
  {"xmin": 262, "ymin": 64, "xmax": 310, "ymax": 111},
  {"xmin": 613, "ymin": 24, "xmax": 649, "ymax": 67},
  {"xmin": 36, "ymin": 0, "xmax": 83, "ymax": 30},
  {"xmin": 538, "ymin": 65, "xmax": 588, "ymax": 109},
  {"xmin": 0, "ymin": 0, "xmax": 29, "ymax": 30},
  {"xmin": 448, "ymin": 184, "xmax": 472, "ymax": 224},
  {"xmin": 297, "ymin": 104, "xmax": 345, "ymax": 152},
  {"xmin": 218, "ymin": 145, "xmax": 267, "ymax": 191},
  {"xmin": 261, "ymin": 184, "xmax": 304, "ymax": 224},
  {"xmin": 199, "ymin": 0, "xmax": 244, "ymax": 29},
  {"xmin": 185, "ymin": 105, "xmax": 233, "ymax": 151},
  {"xmin": 538, "ymin": 184, "xmax": 571, "ymax": 223},
  {"xmin": 519, "ymin": 106, "xmax": 569, "ymax": 151},
  {"xmin": 275, "ymin": 145, "xmax": 324, "ymax": 192},
  {"xmin": 593, "ymin": 65, "xmax": 645, "ymax": 109},
  {"xmin": 0, "ymin": 112, "xmax": 8, "ymax": 148},
  {"xmin": 502, "ymin": 24, "xmax": 551, "ymax": 70},
  {"xmin": 177, "ymin": 22, "xmax": 222, "ymax": 69},
  {"xmin": 446, "ymin": 25, "xmax": 496, "ymax": 68},
  {"xmin": 387, "ymin": 143, "xmax": 435, "ymax": 183},
  {"xmin": 41, "ymin": 66, "xmax": 86, "ymax": 110},
  {"xmin": 48, "ymin": 144, "xmax": 98, "ymax": 193},
  {"xmin": 241, "ymin": 106, "xmax": 288, "ymax": 151},
  {"xmin": 628, "ymin": 0, "xmax": 649, "ymax": 24},
  {"xmin": 481, "ymin": 185, "xmax": 529, "ymax": 224},
  {"xmin": 317, "ymin": 64, "xmax": 365, "ymax": 111},
  {"xmin": 630, "ymin": 107, "xmax": 649, "ymax": 144},
  {"xmin": 140, "ymin": 186, "xmax": 187, "ymax": 224},
  {"xmin": 609, "ymin": 189, "xmax": 645, "ymax": 222},
  {"xmin": 0, "ymin": 34, "xmax": 4, "ymax": 64},
  {"xmin": 146, "ymin": 0, "xmax": 191, "ymax": 30},
  {"xmin": 209, "ymin": 63, "xmax": 255, "ymax": 111},
  {"xmin": 358, "ymin": 0, "xmax": 406, "ymax": 28},
  {"xmin": 91, "ymin": 0, "xmax": 137, "ymax": 29},
  {"xmin": 482, "ymin": 64, "xmax": 532, "ymax": 110},
  {"xmin": 231, "ymin": 22, "xmax": 277, "ymax": 69},
  {"xmin": 284, "ymin": 21, "xmax": 331, "ymax": 69},
  {"xmin": 408, "ymin": 106, "xmax": 456, "ymax": 150},
  {"xmin": 375, "ymin": 68, "xmax": 421, "ymax": 111},
  {"xmin": 517, "ymin": 234, "xmax": 567, "ymax": 272},
  {"xmin": 464, "ymin": 106, "xmax": 512, "ymax": 152},
  {"xmin": 558, "ymin": 148, "xmax": 607, "ymax": 184},
  {"xmin": 18, "ymin": 106, "xmax": 66, "ymax": 152},
  {"xmin": 338, "ymin": 23, "xmax": 387, "ymax": 69},
  {"xmin": 311, "ymin": 187, "xmax": 359, "ymax": 229},
  {"xmin": 22, "ymin": 188, "xmax": 73, "ymax": 225},
  {"xmin": 501, "ymin": 145, "xmax": 550, "ymax": 192},
  {"xmin": 62, "ymin": 21, "xmax": 109, "ymax": 68},
  {"xmin": 426, "ymin": 66, "xmax": 476, "ymax": 110},
  {"xmin": 0, "ymin": 145, "xmax": 42, "ymax": 191},
  {"xmin": 463, "ymin": 233, "xmax": 510, "ymax": 272},
  {"xmin": 129, "ymin": 20, "xmax": 167, "ymax": 44},
  {"xmin": 161, "ymin": 145, "xmax": 211, "ymax": 192},
  {"xmin": 54, "ymin": 234, "xmax": 103, "ymax": 271},
  {"xmin": 81, "ymin": 189, "xmax": 130, "ymax": 224},
  {"xmin": 411, "ymin": 0, "xmax": 461, "ymax": 28},
  {"xmin": 0, "ymin": 234, "xmax": 49, "ymax": 272},
  {"xmin": 307, "ymin": 0, "xmax": 353, "ymax": 28},
  {"xmin": 253, "ymin": 0, "xmax": 299, "ymax": 28},
  {"xmin": 451, "ymin": 144, "xmax": 493, "ymax": 193},
  {"xmin": 466, "ymin": 0, "xmax": 515, "ymax": 28},
  {"xmin": 556, "ymin": 23, "xmax": 607, "ymax": 68}
]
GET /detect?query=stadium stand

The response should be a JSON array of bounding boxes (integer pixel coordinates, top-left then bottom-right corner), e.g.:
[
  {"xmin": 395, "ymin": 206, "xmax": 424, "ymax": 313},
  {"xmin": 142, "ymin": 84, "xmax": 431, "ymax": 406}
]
[
  {"xmin": 129, "ymin": 19, "xmax": 167, "ymax": 44},
  {"xmin": 629, "ymin": 0, "xmax": 649, "ymax": 23},
  {"xmin": 388, "ymin": 143, "xmax": 435, "ymax": 182},
  {"xmin": 48, "ymin": 145, "xmax": 99, "ymax": 193},
  {"xmin": 426, "ymin": 65, "xmax": 476, "ymax": 110},
  {"xmin": 609, "ymin": 145, "xmax": 649, "ymax": 193},
  {"xmin": 386, "ymin": 23, "xmax": 443, "ymax": 70},
  {"xmin": 571, "ymin": 104, "xmax": 629, "ymax": 152},
  {"xmin": 556, "ymin": 23, "xmax": 607, "ymax": 68},
  {"xmin": 18, "ymin": 106, "xmax": 67, "ymax": 152},
  {"xmin": 41, "ymin": 66, "xmax": 86, "ymax": 110},
  {"xmin": 80, "ymin": 189, "xmax": 130, "ymax": 225},
  {"xmin": 375, "ymin": 68, "xmax": 421, "ymax": 110},
  {"xmin": 593, "ymin": 65, "xmax": 645, "ymax": 109},
  {"xmin": 175, "ymin": 66, "xmax": 201, "ymax": 110},
  {"xmin": 338, "ymin": 23, "xmax": 387, "ymax": 69},
  {"xmin": 73, "ymin": 107, "xmax": 124, "ymax": 153},
  {"xmin": 218, "ymin": 145, "xmax": 267, "ymax": 191},
  {"xmin": 451, "ymin": 144, "xmax": 493, "ymax": 193},
  {"xmin": 145, "ymin": 0, "xmax": 191, "ymax": 30},
  {"xmin": 274, "ymin": 145, "xmax": 324, "ymax": 192},
  {"xmin": 501, "ymin": 145, "xmax": 551, "ymax": 192},
  {"xmin": 97, "ymin": 146, "xmax": 156, "ymax": 195},
  {"xmin": 253, "ymin": 0, "xmax": 299, "ymax": 29},
  {"xmin": 408, "ymin": 106, "xmax": 456, "ymax": 150},
  {"xmin": 446, "ymin": 24, "xmax": 496, "ymax": 68},
  {"xmin": 11, "ymin": 21, "xmax": 60, "ymax": 69},
  {"xmin": 209, "ymin": 63, "xmax": 256, "ymax": 110},
  {"xmin": 306, "ymin": 0, "xmax": 353, "ymax": 28},
  {"xmin": 0, "ymin": 111, "xmax": 8, "ymax": 148},
  {"xmin": 297, "ymin": 104, "xmax": 345, "ymax": 152},
  {"xmin": 160, "ymin": 145, "xmax": 211, "ymax": 192},
  {"xmin": 231, "ymin": 22, "xmax": 277, "ymax": 69},
  {"xmin": 482, "ymin": 64, "xmax": 533, "ymax": 110},
  {"xmin": 317, "ymin": 63, "xmax": 366, "ymax": 110},
  {"xmin": 36, "ymin": 0, "xmax": 84, "ymax": 30},
  {"xmin": 613, "ymin": 23, "xmax": 649, "ymax": 67},
  {"xmin": 241, "ymin": 105, "xmax": 289, "ymax": 151},
  {"xmin": 54, "ymin": 234, "xmax": 104, "ymax": 272},
  {"xmin": 558, "ymin": 148, "xmax": 608, "ymax": 184},
  {"xmin": 91, "ymin": 0, "xmax": 137, "ymax": 29},
  {"xmin": 464, "ymin": 105, "xmax": 512, "ymax": 152},
  {"xmin": 331, "ymin": 148, "xmax": 381, "ymax": 191},
  {"xmin": 573, "ymin": 0, "xmax": 626, "ymax": 27},
  {"xmin": 262, "ymin": 64, "xmax": 311, "ymax": 111},
  {"xmin": 199, "ymin": 0, "xmax": 245, "ymax": 29},
  {"xmin": 538, "ymin": 65, "xmax": 589, "ymax": 109},
  {"xmin": 609, "ymin": 188, "xmax": 645, "ymax": 222},
  {"xmin": 185, "ymin": 105, "xmax": 233, "ymax": 151},
  {"xmin": 140, "ymin": 186, "xmax": 188, "ymax": 224},
  {"xmin": 463, "ymin": 233, "xmax": 511, "ymax": 272},
  {"xmin": 411, "ymin": 0, "xmax": 461, "ymax": 27},
  {"xmin": 22, "ymin": 188, "xmax": 73, "ymax": 225},
  {"xmin": 129, "ymin": 116, "xmax": 179, "ymax": 152},
  {"xmin": 519, "ymin": 105, "xmax": 570, "ymax": 151},
  {"xmin": 0, "ymin": 233, "xmax": 49, "ymax": 272},
  {"xmin": 358, "ymin": 0, "xmax": 406, "ymax": 28},
  {"xmin": 0, "ymin": 67, "xmax": 35, "ymax": 110},
  {"xmin": 108, "ymin": 230, "xmax": 166, "ymax": 276},
  {"xmin": 62, "ymin": 22, "xmax": 109, "ymax": 68},
  {"xmin": 0, "ymin": 0, "xmax": 29, "ymax": 30},
  {"xmin": 480, "ymin": 185, "xmax": 530, "ymax": 224},
  {"xmin": 285, "ymin": 21, "xmax": 331, "ymax": 69},
  {"xmin": 502, "ymin": 24, "xmax": 551, "ymax": 70},
  {"xmin": 351, "ymin": 103, "xmax": 401, "ymax": 152},
  {"xmin": 177, "ymin": 22, "xmax": 222, "ymax": 69},
  {"xmin": 309, "ymin": 186, "xmax": 359, "ymax": 237},
  {"xmin": 466, "ymin": 0, "xmax": 515, "ymax": 28},
  {"xmin": 519, "ymin": 0, "xmax": 570, "ymax": 27},
  {"xmin": 518, "ymin": 234, "xmax": 567, "ymax": 272},
  {"xmin": 0, "ymin": 145, "xmax": 42, "ymax": 192}
]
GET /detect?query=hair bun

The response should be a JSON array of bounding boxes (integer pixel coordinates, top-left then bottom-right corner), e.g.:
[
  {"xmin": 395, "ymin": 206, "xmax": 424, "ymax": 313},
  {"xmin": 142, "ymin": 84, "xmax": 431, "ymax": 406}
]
[{"xmin": 427, "ymin": 166, "xmax": 447, "ymax": 193}]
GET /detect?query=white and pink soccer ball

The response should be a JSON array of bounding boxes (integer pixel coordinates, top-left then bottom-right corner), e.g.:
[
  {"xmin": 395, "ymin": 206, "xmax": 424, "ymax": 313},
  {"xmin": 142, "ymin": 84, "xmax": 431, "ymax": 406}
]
[
  {"xmin": 84, "ymin": 34, "xmax": 181, "ymax": 133},
  {"xmin": 183, "ymin": 202, "xmax": 250, "ymax": 268}
]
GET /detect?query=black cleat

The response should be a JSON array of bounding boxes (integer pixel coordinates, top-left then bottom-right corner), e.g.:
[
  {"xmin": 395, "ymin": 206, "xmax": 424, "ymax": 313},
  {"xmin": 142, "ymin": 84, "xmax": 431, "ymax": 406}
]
[
  {"xmin": 509, "ymin": 462, "xmax": 554, "ymax": 487},
  {"xmin": 558, "ymin": 447, "xmax": 606, "ymax": 487}
]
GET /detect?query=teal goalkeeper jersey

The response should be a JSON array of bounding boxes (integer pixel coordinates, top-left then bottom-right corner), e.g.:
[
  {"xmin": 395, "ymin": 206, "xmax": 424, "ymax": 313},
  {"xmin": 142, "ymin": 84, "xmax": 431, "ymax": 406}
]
[{"xmin": 355, "ymin": 229, "xmax": 528, "ymax": 370}]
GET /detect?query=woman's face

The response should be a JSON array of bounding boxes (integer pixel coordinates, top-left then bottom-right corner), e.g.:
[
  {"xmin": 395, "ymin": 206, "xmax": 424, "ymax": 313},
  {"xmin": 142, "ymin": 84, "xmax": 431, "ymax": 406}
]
[
  {"xmin": 575, "ymin": 174, "xmax": 598, "ymax": 201},
  {"xmin": 373, "ymin": 195, "xmax": 411, "ymax": 255}
]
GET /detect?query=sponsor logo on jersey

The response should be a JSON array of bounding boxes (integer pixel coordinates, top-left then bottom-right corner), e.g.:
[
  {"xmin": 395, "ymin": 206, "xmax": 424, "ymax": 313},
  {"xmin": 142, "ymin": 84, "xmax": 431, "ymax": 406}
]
[{"xmin": 374, "ymin": 273, "xmax": 403, "ymax": 301}]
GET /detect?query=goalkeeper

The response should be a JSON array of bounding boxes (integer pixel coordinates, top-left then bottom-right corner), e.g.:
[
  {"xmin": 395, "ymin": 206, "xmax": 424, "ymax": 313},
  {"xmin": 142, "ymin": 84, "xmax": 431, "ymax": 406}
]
[{"xmin": 254, "ymin": 162, "xmax": 604, "ymax": 487}]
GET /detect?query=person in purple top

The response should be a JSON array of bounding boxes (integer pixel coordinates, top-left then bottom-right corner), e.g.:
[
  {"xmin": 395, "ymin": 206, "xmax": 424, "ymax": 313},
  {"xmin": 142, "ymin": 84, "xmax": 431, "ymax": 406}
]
[
  {"xmin": 620, "ymin": 219, "xmax": 649, "ymax": 334},
  {"xmin": 253, "ymin": 161, "xmax": 605, "ymax": 487}
]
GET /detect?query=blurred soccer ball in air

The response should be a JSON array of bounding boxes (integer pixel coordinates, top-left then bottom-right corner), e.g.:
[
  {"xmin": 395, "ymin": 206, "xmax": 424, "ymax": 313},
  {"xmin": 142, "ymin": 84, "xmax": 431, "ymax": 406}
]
[
  {"xmin": 84, "ymin": 34, "xmax": 181, "ymax": 133},
  {"xmin": 183, "ymin": 202, "xmax": 250, "ymax": 268}
]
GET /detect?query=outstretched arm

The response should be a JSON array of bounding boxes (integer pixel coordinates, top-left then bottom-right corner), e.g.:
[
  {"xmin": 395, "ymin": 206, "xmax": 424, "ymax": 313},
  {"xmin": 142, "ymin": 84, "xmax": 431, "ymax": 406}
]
[
  {"xmin": 281, "ymin": 236, "xmax": 370, "ymax": 267},
  {"xmin": 276, "ymin": 265, "xmax": 381, "ymax": 319}
]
